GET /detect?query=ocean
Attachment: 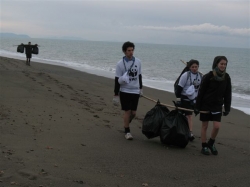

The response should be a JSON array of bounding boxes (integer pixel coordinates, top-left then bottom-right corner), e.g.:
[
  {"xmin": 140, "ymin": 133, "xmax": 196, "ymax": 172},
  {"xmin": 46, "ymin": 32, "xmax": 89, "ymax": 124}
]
[{"xmin": 1, "ymin": 37, "xmax": 249, "ymax": 115}]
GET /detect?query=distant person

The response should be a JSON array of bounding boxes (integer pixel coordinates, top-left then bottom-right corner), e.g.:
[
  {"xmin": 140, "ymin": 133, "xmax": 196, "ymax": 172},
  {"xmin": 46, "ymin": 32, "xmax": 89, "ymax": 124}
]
[
  {"xmin": 22, "ymin": 42, "xmax": 38, "ymax": 66},
  {"xmin": 195, "ymin": 56, "xmax": 232, "ymax": 155},
  {"xmin": 175, "ymin": 59, "xmax": 202, "ymax": 141},
  {"xmin": 113, "ymin": 41, "xmax": 143, "ymax": 140}
]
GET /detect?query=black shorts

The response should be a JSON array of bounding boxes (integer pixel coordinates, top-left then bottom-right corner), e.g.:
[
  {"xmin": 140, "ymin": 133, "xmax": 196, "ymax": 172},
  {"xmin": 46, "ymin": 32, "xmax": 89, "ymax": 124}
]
[
  {"xmin": 181, "ymin": 100, "xmax": 194, "ymax": 116},
  {"xmin": 200, "ymin": 112, "xmax": 222, "ymax": 122},
  {"xmin": 119, "ymin": 91, "xmax": 140, "ymax": 111},
  {"xmin": 26, "ymin": 53, "xmax": 32, "ymax": 58}
]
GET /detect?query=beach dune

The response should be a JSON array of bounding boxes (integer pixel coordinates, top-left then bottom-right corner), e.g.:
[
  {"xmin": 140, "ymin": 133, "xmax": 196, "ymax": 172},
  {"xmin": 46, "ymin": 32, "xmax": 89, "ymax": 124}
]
[{"xmin": 0, "ymin": 56, "xmax": 249, "ymax": 187}]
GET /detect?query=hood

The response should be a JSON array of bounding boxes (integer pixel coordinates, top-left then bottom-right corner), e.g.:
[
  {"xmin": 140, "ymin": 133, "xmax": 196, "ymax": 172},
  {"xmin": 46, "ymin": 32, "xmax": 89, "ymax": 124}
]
[{"xmin": 212, "ymin": 56, "xmax": 228, "ymax": 69}]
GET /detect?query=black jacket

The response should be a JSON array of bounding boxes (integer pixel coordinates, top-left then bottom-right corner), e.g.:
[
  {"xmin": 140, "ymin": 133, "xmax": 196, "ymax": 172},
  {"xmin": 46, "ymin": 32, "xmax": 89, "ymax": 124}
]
[
  {"xmin": 23, "ymin": 44, "xmax": 36, "ymax": 55},
  {"xmin": 196, "ymin": 71, "xmax": 232, "ymax": 112}
]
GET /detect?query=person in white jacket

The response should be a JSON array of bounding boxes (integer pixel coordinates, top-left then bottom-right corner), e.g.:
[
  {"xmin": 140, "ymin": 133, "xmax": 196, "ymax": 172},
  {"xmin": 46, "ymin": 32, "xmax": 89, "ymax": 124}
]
[
  {"xmin": 113, "ymin": 41, "xmax": 143, "ymax": 140},
  {"xmin": 175, "ymin": 60, "xmax": 202, "ymax": 141}
]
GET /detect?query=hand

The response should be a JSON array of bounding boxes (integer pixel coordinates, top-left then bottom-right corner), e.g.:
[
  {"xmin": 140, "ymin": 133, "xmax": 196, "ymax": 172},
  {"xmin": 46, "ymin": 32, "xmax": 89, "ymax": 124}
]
[
  {"xmin": 176, "ymin": 101, "xmax": 181, "ymax": 107},
  {"xmin": 173, "ymin": 98, "xmax": 181, "ymax": 107},
  {"xmin": 223, "ymin": 111, "xmax": 229, "ymax": 116},
  {"xmin": 140, "ymin": 89, "xmax": 143, "ymax": 97},
  {"xmin": 194, "ymin": 108, "xmax": 200, "ymax": 116},
  {"xmin": 112, "ymin": 95, "xmax": 120, "ymax": 106}
]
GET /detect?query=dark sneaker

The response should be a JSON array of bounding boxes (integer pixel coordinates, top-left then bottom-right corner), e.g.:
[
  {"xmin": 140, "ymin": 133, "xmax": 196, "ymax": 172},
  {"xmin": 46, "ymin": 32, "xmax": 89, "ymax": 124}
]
[
  {"xmin": 208, "ymin": 144, "xmax": 218, "ymax": 155},
  {"xmin": 201, "ymin": 147, "xmax": 210, "ymax": 155}
]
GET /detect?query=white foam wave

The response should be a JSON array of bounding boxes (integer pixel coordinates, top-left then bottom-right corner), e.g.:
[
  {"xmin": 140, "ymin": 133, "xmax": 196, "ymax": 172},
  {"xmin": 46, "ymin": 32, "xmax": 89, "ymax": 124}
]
[{"xmin": 1, "ymin": 50, "xmax": 249, "ymax": 115}]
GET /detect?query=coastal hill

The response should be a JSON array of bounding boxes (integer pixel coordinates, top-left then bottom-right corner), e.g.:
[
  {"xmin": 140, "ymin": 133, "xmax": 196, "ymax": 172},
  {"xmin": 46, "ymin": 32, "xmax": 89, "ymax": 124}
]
[
  {"xmin": 1, "ymin": 32, "xmax": 87, "ymax": 41},
  {"xmin": 0, "ymin": 32, "xmax": 30, "ymax": 38}
]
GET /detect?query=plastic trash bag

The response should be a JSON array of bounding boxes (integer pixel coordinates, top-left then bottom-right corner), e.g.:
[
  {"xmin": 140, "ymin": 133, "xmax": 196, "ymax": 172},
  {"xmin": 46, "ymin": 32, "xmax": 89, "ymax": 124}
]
[
  {"xmin": 160, "ymin": 109, "xmax": 189, "ymax": 148},
  {"xmin": 32, "ymin": 45, "xmax": 39, "ymax": 54},
  {"xmin": 17, "ymin": 45, "xmax": 24, "ymax": 53},
  {"xmin": 142, "ymin": 100, "xmax": 170, "ymax": 139}
]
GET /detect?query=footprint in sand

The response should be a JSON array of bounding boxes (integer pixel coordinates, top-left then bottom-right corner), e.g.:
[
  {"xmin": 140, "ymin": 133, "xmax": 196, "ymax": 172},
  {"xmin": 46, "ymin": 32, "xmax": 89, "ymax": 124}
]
[{"xmin": 93, "ymin": 115, "xmax": 99, "ymax": 118}]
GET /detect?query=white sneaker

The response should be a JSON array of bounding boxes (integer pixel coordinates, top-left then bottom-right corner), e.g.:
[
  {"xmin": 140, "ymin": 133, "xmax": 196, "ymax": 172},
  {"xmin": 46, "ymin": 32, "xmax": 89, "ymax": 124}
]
[{"xmin": 125, "ymin": 133, "xmax": 133, "ymax": 140}]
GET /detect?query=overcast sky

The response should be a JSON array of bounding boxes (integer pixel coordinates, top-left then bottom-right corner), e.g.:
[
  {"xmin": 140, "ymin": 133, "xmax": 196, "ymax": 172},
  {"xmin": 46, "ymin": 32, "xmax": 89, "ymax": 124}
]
[{"xmin": 1, "ymin": 0, "xmax": 249, "ymax": 48}]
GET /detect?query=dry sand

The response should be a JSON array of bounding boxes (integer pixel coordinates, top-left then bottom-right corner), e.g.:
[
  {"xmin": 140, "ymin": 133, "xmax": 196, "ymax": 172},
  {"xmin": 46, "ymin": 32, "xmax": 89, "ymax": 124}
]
[{"xmin": 0, "ymin": 56, "xmax": 249, "ymax": 187}]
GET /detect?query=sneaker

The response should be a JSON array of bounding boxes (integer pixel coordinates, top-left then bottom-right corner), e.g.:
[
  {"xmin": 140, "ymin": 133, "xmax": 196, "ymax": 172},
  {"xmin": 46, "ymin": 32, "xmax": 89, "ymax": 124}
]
[
  {"xmin": 201, "ymin": 147, "xmax": 210, "ymax": 155},
  {"xmin": 125, "ymin": 133, "xmax": 133, "ymax": 140},
  {"xmin": 208, "ymin": 144, "xmax": 218, "ymax": 155},
  {"xmin": 189, "ymin": 134, "xmax": 195, "ymax": 141}
]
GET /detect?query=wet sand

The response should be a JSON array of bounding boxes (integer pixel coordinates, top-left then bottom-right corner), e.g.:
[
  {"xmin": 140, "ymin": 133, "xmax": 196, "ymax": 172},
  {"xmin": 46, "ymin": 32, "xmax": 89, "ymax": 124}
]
[{"xmin": 0, "ymin": 56, "xmax": 249, "ymax": 187}]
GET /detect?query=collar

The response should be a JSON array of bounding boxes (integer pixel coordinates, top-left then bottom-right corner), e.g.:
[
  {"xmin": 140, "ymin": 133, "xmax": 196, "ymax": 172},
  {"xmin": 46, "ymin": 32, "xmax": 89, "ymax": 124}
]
[
  {"xmin": 123, "ymin": 56, "xmax": 135, "ymax": 62},
  {"xmin": 190, "ymin": 71, "xmax": 198, "ymax": 75}
]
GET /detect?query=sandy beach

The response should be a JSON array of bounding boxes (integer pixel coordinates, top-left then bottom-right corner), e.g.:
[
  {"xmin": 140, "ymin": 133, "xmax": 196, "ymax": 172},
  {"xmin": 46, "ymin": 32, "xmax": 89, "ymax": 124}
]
[{"xmin": 0, "ymin": 56, "xmax": 249, "ymax": 187}]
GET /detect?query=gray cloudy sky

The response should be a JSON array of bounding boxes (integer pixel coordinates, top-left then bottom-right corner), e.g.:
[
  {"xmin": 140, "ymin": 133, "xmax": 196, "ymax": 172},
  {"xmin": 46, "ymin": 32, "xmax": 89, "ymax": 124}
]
[{"xmin": 1, "ymin": 0, "xmax": 249, "ymax": 48}]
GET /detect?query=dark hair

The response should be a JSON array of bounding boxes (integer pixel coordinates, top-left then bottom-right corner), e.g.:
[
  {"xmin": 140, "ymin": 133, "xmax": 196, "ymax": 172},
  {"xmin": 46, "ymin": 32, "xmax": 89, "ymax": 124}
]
[
  {"xmin": 122, "ymin": 41, "xmax": 135, "ymax": 52},
  {"xmin": 212, "ymin": 56, "xmax": 228, "ymax": 69},
  {"xmin": 187, "ymin": 59, "xmax": 199, "ymax": 68}
]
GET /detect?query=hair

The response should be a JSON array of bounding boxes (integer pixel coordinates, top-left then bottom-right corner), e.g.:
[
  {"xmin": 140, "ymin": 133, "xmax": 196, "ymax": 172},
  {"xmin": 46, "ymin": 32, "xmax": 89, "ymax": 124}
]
[
  {"xmin": 122, "ymin": 41, "xmax": 135, "ymax": 52},
  {"xmin": 187, "ymin": 59, "xmax": 199, "ymax": 68},
  {"xmin": 212, "ymin": 56, "xmax": 228, "ymax": 69}
]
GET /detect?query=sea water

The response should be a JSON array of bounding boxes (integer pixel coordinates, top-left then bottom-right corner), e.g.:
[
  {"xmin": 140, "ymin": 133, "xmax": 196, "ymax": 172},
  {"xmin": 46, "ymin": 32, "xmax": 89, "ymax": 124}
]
[{"xmin": 0, "ymin": 38, "xmax": 249, "ymax": 115}]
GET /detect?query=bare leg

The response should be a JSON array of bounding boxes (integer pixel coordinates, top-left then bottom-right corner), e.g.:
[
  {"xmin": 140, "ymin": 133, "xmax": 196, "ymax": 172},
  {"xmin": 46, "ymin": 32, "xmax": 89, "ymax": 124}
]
[
  {"xmin": 211, "ymin": 121, "xmax": 220, "ymax": 139},
  {"xmin": 130, "ymin": 110, "xmax": 136, "ymax": 123},
  {"xmin": 186, "ymin": 115, "xmax": 193, "ymax": 131},
  {"xmin": 201, "ymin": 121, "xmax": 209, "ymax": 143},
  {"xmin": 124, "ymin": 110, "xmax": 131, "ymax": 128}
]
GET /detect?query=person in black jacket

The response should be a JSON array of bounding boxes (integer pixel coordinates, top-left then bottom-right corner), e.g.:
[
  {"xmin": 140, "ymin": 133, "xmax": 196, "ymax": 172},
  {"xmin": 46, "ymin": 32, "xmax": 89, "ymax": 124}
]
[
  {"xmin": 22, "ymin": 42, "xmax": 38, "ymax": 66},
  {"xmin": 195, "ymin": 56, "xmax": 232, "ymax": 155}
]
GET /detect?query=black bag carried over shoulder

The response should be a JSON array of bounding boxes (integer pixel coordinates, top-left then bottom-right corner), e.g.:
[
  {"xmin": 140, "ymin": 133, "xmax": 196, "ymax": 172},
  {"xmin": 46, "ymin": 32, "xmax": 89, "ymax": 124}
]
[
  {"xmin": 32, "ymin": 45, "xmax": 39, "ymax": 54},
  {"xmin": 174, "ymin": 65, "xmax": 190, "ymax": 97},
  {"xmin": 160, "ymin": 110, "xmax": 189, "ymax": 148},
  {"xmin": 142, "ymin": 100, "xmax": 170, "ymax": 139},
  {"xmin": 17, "ymin": 45, "xmax": 24, "ymax": 53}
]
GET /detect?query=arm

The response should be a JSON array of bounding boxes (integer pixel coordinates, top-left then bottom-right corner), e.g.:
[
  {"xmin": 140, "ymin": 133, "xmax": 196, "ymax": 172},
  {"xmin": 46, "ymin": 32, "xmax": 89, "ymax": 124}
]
[
  {"xmin": 114, "ymin": 77, "xmax": 120, "ymax": 95},
  {"xmin": 139, "ymin": 74, "xmax": 143, "ymax": 89},
  {"xmin": 195, "ymin": 73, "xmax": 210, "ymax": 110},
  {"xmin": 223, "ymin": 74, "xmax": 232, "ymax": 112},
  {"xmin": 176, "ymin": 72, "xmax": 187, "ymax": 98},
  {"xmin": 114, "ymin": 62, "xmax": 122, "ymax": 95}
]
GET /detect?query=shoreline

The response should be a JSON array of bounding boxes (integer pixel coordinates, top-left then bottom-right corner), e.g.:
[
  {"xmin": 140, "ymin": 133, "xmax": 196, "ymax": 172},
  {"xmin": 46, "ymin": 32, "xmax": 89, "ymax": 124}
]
[
  {"xmin": 1, "ymin": 53, "xmax": 249, "ymax": 115},
  {"xmin": 0, "ymin": 56, "xmax": 249, "ymax": 187}
]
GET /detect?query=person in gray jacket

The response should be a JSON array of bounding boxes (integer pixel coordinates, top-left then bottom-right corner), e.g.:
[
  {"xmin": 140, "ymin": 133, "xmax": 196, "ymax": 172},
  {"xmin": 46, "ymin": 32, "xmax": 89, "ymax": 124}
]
[{"xmin": 113, "ymin": 41, "xmax": 143, "ymax": 140}]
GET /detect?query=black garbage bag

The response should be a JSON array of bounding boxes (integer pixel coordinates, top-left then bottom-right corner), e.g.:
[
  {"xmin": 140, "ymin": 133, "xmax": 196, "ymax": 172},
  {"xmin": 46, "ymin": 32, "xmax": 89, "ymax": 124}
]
[
  {"xmin": 160, "ymin": 109, "xmax": 189, "ymax": 148},
  {"xmin": 17, "ymin": 45, "xmax": 24, "ymax": 53},
  {"xmin": 142, "ymin": 100, "xmax": 170, "ymax": 139},
  {"xmin": 32, "ymin": 45, "xmax": 39, "ymax": 54}
]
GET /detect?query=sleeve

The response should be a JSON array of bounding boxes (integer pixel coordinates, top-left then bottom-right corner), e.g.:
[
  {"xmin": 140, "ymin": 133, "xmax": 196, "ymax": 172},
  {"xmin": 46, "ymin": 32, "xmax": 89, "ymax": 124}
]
[
  {"xmin": 195, "ymin": 73, "xmax": 210, "ymax": 110},
  {"xmin": 115, "ymin": 61, "xmax": 123, "ymax": 77},
  {"xmin": 224, "ymin": 74, "xmax": 232, "ymax": 112},
  {"xmin": 114, "ymin": 77, "xmax": 120, "ymax": 95},
  {"xmin": 178, "ymin": 72, "xmax": 188, "ymax": 88},
  {"xmin": 139, "ymin": 60, "xmax": 142, "ymax": 89},
  {"xmin": 114, "ymin": 61, "xmax": 122, "ymax": 95},
  {"xmin": 139, "ymin": 74, "xmax": 143, "ymax": 89}
]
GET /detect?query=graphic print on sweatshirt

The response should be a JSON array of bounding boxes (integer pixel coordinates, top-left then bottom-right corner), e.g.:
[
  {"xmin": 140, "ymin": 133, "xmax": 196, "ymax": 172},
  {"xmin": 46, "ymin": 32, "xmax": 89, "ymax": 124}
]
[{"xmin": 128, "ymin": 65, "xmax": 138, "ymax": 81}]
